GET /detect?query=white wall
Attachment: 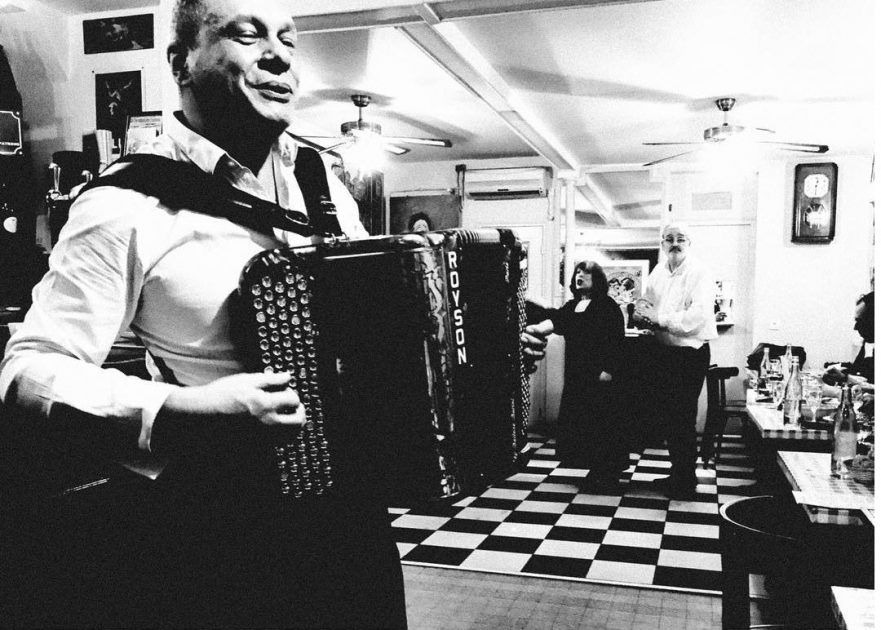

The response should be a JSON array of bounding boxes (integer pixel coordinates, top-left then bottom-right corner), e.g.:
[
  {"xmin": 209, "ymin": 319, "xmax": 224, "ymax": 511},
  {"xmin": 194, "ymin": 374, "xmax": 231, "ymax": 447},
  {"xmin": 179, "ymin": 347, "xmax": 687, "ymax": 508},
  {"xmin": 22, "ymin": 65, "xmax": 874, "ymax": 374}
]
[{"xmin": 753, "ymin": 155, "xmax": 874, "ymax": 369}]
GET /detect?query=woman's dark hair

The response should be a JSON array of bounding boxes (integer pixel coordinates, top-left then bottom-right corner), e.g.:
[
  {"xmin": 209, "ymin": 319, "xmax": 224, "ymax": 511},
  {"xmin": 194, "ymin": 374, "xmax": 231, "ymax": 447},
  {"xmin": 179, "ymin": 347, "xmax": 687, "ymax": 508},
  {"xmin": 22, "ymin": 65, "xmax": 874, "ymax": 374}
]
[
  {"xmin": 568, "ymin": 260, "xmax": 609, "ymax": 299},
  {"xmin": 407, "ymin": 212, "xmax": 433, "ymax": 232}
]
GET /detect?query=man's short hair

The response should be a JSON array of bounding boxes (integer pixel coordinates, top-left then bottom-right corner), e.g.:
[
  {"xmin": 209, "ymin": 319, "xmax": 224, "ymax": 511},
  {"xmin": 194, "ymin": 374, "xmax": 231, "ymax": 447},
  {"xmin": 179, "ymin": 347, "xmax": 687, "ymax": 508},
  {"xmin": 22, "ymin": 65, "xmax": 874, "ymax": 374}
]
[
  {"xmin": 171, "ymin": 0, "xmax": 209, "ymax": 51},
  {"xmin": 661, "ymin": 222, "xmax": 692, "ymax": 240},
  {"xmin": 857, "ymin": 291, "xmax": 874, "ymax": 320}
]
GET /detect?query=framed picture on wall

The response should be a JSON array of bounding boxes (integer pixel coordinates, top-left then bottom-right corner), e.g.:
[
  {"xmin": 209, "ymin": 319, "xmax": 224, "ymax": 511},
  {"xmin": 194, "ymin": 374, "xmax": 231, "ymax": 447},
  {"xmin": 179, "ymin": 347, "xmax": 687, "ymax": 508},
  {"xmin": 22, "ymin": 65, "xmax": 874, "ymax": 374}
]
[
  {"xmin": 389, "ymin": 192, "xmax": 461, "ymax": 234},
  {"xmin": 123, "ymin": 111, "xmax": 162, "ymax": 155},
  {"xmin": 95, "ymin": 70, "xmax": 142, "ymax": 152},
  {"xmin": 791, "ymin": 162, "xmax": 837, "ymax": 243},
  {"xmin": 604, "ymin": 260, "xmax": 649, "ymax": 324},
  {"xmin": 83, "ymin": 14, "xmax": 154, "ymax": 54}
]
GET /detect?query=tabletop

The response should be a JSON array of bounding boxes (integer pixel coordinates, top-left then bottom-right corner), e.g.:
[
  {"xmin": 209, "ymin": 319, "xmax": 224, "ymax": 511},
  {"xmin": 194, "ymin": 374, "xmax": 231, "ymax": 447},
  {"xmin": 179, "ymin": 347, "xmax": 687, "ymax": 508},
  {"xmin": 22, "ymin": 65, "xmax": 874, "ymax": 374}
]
[
  {"xmin": 777, "ymin": 451, "xmax": 874, "ymax": 525},
  {"xmin": 831, "ymin": 586, "xmax": 875, "ymax": 630},
  {"xmin": 745, "ymin": 390, "xmax": 831, "ymax": 442}
]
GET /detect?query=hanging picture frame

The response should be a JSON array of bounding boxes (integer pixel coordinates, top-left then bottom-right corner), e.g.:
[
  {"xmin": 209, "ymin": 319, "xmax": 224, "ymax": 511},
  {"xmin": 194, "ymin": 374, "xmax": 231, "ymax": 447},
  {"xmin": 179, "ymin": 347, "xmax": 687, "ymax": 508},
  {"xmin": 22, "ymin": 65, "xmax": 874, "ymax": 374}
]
[
  {"xmin": 83, "ymin": 14, "xmax": 154, "ymax": 54},
  {"xmin": 95, "ymin": 70, "xmax": 142, "ymax": 152}
]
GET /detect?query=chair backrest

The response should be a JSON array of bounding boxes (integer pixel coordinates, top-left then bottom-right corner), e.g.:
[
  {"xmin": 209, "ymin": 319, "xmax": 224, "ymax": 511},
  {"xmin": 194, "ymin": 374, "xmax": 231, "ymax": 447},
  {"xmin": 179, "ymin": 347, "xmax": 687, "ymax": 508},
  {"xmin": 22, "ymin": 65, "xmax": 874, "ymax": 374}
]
[
  {"xmin": 707, "ymin": 364, "xmax": 739, "ymax": 409},
  {"xmin": 720, "ymin": 495, "xmax": 819, "ymax": 629}
]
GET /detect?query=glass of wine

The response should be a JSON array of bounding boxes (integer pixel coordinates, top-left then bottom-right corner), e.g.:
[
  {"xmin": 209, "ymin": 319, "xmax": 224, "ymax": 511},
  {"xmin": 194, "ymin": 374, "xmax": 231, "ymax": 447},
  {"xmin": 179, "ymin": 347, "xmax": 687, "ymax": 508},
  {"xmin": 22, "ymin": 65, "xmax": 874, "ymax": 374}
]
[{"xmin": 771, "ymin": 378, "xmax": 786, "ymax": 412}]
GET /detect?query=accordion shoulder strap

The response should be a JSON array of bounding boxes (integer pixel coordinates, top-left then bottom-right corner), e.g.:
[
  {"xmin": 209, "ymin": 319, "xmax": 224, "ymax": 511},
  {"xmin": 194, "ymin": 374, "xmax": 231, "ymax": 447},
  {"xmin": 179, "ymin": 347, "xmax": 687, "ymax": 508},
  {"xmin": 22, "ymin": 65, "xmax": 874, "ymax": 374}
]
[{"xmin": 81, "ymin": 153, "xmax": 316, "ymax": 237}]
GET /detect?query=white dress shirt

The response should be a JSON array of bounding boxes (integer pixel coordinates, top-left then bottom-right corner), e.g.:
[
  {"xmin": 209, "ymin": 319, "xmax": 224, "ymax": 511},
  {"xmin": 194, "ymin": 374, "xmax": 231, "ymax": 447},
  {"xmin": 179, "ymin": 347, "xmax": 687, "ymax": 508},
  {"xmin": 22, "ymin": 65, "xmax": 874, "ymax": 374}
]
[
  {"xmin": 644, "ymin": 255, "xmax": 718, "ymax": 349},
  {"xmin": 0, "ymin": 113, "xmax": 367, "ymax": 451}
]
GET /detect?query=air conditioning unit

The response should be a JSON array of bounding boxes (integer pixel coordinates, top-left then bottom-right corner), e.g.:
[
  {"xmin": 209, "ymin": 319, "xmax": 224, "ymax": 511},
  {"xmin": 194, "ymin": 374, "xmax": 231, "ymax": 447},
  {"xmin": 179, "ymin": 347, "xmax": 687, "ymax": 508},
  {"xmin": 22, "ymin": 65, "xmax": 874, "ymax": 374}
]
[{"xmin": 464, "ymin": 167, "xmax": 551, "ymax": 200}]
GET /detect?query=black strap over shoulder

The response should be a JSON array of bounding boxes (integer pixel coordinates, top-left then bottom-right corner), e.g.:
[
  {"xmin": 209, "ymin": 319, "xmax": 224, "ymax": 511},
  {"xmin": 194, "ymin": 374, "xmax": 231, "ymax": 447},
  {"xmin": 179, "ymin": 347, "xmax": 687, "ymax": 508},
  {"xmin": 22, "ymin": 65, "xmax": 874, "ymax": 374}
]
[{"xmin": 81, "ymin": 148, "xmax": 341, "ymax": 238}]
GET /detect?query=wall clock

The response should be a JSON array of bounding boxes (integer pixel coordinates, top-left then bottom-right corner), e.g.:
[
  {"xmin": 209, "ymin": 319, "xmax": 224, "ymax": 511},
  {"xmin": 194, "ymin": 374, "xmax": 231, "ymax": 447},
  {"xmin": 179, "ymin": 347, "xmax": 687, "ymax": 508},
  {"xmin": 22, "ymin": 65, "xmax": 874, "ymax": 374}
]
[{"xmin": 792, "ymin": 162, "xmax": 837, "ymax": 243}]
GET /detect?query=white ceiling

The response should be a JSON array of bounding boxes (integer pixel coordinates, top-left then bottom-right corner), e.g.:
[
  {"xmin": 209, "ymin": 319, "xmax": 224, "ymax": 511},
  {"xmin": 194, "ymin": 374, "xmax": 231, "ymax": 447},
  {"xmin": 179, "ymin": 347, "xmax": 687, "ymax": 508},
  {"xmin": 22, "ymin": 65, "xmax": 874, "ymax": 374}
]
[{"xmin": 18, "ymin": 0, "xmax": 878, "ymax": 221}]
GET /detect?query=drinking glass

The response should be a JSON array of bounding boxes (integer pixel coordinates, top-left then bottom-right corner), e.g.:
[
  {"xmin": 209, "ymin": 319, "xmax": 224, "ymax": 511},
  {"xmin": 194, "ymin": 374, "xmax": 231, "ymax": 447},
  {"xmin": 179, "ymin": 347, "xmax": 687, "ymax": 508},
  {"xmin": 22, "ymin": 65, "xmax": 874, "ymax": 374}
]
[
  {"xmin": 771, "ymin": 379, "xmax": 786, "ymax": 410},
  {"xmin": 803, "ymin": 379, "xmax": 822, "ymax": 423}
]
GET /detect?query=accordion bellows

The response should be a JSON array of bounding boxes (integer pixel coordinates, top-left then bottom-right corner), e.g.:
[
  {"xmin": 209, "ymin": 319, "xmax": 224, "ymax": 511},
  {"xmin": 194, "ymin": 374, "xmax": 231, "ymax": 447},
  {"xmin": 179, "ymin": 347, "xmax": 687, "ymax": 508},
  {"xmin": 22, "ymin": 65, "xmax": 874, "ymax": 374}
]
[{"xmin": 233, "ymin": 228, "xmax": 529, "ymax": 503}]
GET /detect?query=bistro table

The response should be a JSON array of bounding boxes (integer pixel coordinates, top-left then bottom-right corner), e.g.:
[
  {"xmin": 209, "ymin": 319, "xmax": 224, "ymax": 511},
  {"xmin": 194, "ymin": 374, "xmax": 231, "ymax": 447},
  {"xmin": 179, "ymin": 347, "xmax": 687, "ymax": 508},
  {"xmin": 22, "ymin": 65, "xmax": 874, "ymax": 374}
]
[
  {"xmin": 831, "ymin": 586, "xmax": 875, "ymax": 630},
  {"xmin": 776, "ymin": 451, "xmax": 874, "ymax": 525},
  {"xmin": 745, "ymin": 390, "xmax": 831, "ymax": 449}
]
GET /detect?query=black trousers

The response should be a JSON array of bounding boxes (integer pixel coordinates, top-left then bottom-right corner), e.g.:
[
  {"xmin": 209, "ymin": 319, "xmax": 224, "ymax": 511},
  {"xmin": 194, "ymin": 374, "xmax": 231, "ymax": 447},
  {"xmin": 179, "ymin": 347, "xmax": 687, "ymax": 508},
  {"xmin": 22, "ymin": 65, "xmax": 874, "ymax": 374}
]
[
  {"xmin": 657, "ymin": 342, "xmax": 710, "ymax": 484},
  {"xmin": 142, "ymin": 436, "xmax": 409, "ymax": 630}
]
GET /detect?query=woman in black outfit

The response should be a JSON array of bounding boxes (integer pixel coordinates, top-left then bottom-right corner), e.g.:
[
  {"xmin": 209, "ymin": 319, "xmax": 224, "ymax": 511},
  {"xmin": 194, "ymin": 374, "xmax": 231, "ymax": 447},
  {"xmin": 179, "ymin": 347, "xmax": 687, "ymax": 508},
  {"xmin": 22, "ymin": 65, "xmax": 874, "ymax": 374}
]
[{"xmin": 533, "ymin": 261, "xmax": 628, "ymax": 487}]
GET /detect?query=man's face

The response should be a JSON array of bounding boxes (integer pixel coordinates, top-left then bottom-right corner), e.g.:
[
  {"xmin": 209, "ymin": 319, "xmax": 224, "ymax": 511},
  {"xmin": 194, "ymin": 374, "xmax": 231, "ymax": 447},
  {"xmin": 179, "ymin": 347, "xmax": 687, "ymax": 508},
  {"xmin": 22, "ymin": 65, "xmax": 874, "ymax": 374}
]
[
  {"xmin": 184, "ymin": 0, "xmax": 300, "ymax": 131},
  {"xmin": 854, "ymin": 302, "xmax": 873, "ymax": 343},
  {"xmin": 661, "ymin": 227, "xmax": 690, "ymax": 264}
]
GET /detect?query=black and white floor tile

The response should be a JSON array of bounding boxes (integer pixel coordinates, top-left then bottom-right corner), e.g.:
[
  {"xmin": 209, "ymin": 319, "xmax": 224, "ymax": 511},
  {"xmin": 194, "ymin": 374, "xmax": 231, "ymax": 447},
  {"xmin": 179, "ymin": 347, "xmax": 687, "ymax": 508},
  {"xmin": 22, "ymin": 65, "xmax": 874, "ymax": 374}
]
[{"xmin": 389, "ymin": 434, "xmax": 759, "ymax": 595}]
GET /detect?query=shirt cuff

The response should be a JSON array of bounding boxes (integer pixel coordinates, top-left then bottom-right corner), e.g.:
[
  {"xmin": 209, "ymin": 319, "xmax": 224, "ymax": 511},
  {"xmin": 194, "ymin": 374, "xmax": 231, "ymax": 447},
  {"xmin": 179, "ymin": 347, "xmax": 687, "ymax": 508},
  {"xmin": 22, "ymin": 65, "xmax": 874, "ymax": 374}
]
[{"xmin": 138, "ymin": 382, "xmax": 177, "ymax": 452}]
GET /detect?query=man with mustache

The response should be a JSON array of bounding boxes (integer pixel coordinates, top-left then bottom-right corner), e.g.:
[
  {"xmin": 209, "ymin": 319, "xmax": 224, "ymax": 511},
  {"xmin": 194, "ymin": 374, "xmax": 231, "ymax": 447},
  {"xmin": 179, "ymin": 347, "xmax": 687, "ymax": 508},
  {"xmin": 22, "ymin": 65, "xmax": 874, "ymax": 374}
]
[
  {"xmin": 635, "ymin": 223, "xmax": 717, "ymax": 498},
  {"xmin": 0, "ymin": 0, "xmax": 408, "ymax": 627}
]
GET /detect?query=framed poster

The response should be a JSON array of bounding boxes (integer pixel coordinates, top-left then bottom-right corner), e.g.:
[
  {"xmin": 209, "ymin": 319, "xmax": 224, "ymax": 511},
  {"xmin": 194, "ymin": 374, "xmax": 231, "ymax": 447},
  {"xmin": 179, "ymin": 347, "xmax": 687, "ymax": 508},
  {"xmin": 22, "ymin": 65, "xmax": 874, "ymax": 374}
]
[
  {"xmin": 604, "ymin": 260, "xmax": 649, "ymax": 323},
  {"xmin": 95, "ymin": 70, "xmax": 142, "ymax": 151},
  {"xmin": 123, "ymin": 111, "xmax": 162, "ymax": 155},
  {"xmin": 792, "ymin": 162, "xmax": 837, "ymax": 243},
  {"xmin": 83, "ymin": 14, "xmax": 154, "ymax": 54}
]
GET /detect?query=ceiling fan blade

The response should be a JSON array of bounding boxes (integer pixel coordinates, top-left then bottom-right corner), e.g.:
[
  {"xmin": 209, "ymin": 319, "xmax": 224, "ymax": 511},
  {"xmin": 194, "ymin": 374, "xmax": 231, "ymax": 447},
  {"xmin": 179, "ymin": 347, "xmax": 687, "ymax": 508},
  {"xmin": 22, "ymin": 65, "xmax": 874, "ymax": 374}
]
[
  {"xmin": 284, "ymin": 131, "xmax": 343, "ymax": 159},
  {"xmin": 382, "ymin": 136, "xmax": 453, "ymax": 148},
  {"xmin": 642, "ymin": 142, "xmax": 705, "ymax": 146},
  {"xmin": 756, "ymin": 141, "xmax": 829, "ymax": 153},
  {"xmin": 642, "ymin": 150, "xmax": 700, "ymax": 167},
  {"xmin": 317, "ymin": 139, "xmax": 356, "ymax": 154},
  {"xmin": 383, "ymin": 143, "xmax": 411, "ymax": 156}
]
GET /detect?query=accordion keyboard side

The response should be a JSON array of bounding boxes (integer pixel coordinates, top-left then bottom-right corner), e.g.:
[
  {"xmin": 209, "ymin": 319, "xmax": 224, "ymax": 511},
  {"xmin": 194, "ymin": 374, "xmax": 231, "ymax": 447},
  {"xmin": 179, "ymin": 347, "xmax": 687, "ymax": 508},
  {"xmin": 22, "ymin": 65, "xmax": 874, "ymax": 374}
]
[{"xmin": 233, "ymin": 238, "xmax": 464, "ymax": 503}]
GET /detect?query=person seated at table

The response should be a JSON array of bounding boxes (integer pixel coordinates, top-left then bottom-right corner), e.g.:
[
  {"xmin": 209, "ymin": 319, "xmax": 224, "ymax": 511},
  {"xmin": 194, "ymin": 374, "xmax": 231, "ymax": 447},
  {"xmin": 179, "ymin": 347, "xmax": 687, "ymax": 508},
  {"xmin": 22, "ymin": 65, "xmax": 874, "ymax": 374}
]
[
  {"xmin": 528, "ymin": 261, "xmax": 629, "ymax": 488},
  {"xmin": 824, "ymin": 291, "xmax": 874, "ymax": 391}
]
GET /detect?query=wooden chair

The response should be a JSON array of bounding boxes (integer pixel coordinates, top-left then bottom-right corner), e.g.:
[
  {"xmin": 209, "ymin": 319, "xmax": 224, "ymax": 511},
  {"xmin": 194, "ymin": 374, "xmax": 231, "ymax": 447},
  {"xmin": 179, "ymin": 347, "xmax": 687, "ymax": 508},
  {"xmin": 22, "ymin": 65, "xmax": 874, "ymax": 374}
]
[
  {"xmin": 720, "ymin": 495, "xmax": 831, "ymax": 629},
  {"xmin": 701, "ymin": 364, "xmax": 749, "ymax": 468}
]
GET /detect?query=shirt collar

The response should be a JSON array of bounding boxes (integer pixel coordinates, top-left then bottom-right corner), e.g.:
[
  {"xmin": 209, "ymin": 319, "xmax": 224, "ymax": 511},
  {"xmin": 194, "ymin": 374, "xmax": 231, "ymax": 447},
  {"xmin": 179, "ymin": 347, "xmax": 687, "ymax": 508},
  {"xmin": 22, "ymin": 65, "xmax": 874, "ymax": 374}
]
[
  {"xmin": 166, "ymin": 112, "xmax": 299, "ymax": 176},
  {"xmin": 665, "ymin": 255, "xmax": 691, "ymax": 277}
]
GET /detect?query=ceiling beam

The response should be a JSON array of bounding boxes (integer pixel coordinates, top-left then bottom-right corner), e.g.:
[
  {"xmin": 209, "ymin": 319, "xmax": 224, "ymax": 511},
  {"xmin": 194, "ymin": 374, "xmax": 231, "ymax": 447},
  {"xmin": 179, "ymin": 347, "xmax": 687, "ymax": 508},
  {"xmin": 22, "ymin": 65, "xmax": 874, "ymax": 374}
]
[
  {"xmin": 293, "ymin": 0, "xmax": 660, "ymax": 33},
  {"xmin": 576, "ymin": 175, "xmax": 620, "ymax": 226},
  {"xmin": 398, "ymin": 21, "xmax": 579, "ymax": 171}
]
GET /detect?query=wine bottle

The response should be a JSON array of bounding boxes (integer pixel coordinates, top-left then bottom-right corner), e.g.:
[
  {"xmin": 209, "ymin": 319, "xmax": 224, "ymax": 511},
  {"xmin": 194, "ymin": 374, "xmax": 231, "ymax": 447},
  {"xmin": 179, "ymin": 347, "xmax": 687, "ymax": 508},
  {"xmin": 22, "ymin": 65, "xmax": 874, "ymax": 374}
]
[
  {"xmin": 781, "ymin": 343, "xmax": 793, "ymax": 379},
  {"xmin": 782, "ymin": 356, "xmax": 802, "ymax": 425},
  {"xmin": 757, "ymin": 346, "xmax": 771, "ymax": 394},
  {"xmin": 831, "ymin": 385, "xmax": 858, "ymax": 478}
]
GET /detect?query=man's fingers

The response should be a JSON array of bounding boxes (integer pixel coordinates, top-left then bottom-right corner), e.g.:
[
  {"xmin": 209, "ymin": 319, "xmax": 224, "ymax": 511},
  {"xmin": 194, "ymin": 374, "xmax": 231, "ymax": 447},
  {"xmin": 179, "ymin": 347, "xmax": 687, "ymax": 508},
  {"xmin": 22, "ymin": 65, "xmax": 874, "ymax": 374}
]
[
  {"xmin": 262, "ymin": 405, "xmax": 308, "ymax": 427},
  {"xmin": 251, "ymin": 371, "xmax": 293, "ymax": 389}
]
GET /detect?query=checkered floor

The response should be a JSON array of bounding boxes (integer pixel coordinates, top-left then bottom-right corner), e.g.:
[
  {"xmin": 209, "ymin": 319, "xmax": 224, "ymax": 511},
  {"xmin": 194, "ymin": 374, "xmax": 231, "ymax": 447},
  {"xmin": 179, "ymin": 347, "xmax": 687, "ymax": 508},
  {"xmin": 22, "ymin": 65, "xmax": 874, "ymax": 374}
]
[{"xmin": 389, "ymin": 433, "xmax": 760, "ymax": 595}]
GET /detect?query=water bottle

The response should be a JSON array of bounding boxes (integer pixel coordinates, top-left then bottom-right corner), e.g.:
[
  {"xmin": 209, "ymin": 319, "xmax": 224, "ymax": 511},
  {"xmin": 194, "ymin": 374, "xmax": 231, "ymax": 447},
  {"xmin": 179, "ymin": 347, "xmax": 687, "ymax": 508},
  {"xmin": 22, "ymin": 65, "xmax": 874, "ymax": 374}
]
[
  {"xmin": 831, "ymin": 385, "xmax": 858, "ymax": 478},
  {"xmin": 783, "ymin": 357, "xmax": 802, "ymax": 425}
]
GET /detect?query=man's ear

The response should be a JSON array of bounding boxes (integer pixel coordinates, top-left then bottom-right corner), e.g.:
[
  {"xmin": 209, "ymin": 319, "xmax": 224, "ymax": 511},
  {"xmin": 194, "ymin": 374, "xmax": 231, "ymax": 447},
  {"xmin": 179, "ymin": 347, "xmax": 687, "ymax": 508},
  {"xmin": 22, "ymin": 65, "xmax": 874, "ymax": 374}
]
[{"xmin": 167, "ymin": 43, "xmax": 192, "ymax": 87}]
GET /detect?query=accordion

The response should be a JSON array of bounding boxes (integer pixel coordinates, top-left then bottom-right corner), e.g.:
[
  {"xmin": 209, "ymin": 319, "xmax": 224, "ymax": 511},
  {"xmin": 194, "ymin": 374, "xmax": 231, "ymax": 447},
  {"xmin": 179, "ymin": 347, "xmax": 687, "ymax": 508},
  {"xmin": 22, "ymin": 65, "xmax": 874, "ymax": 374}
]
[{"xmin": 233, "ymin": 228, "xmax": 530, "ymax": 503}]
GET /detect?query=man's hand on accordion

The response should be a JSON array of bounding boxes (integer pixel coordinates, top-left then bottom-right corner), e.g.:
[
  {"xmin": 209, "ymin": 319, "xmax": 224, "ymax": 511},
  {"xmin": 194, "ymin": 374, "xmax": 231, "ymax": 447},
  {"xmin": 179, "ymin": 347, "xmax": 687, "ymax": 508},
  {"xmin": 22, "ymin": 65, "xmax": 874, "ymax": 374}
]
[{"xmin": 160, "ymin": 371, "xmax": 307, "ymax": 428}]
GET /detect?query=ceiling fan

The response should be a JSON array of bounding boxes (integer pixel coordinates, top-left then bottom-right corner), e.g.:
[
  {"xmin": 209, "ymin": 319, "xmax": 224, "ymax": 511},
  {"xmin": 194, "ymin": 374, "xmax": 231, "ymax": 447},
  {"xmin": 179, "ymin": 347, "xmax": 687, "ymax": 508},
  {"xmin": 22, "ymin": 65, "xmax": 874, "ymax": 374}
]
[
  {"xmin": 642, "ymin": 97, "xmax": 829, "ymax": 167},
  {"xmin": 287, "ymin": 94, "xmax": 453, "ymax": 158}
]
